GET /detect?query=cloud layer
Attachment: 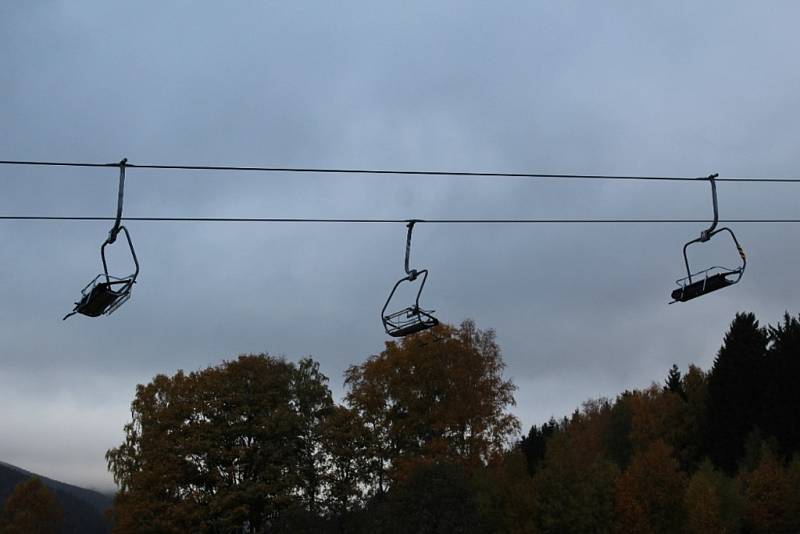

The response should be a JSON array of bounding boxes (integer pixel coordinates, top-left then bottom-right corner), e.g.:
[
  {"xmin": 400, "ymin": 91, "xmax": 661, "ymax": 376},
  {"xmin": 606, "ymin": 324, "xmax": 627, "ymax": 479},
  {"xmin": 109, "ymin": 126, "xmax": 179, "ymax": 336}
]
[{"xmin": 2, "ymin": 1, "xmax": 799, "ymax": 489}]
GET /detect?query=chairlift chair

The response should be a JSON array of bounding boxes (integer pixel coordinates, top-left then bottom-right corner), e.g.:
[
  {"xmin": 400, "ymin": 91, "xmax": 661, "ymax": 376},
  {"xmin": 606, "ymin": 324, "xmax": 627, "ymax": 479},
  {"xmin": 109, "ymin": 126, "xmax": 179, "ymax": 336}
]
[
  {"xmin": 64, "ymin": 159, "xmax": 140, "ymax": 319},
  {"xmin": 670, "ymin": 174, "xmax": 746, "ymax": 303},
  {"xmin": 381, "ymin": 221, "xmax": 439, "ymax": 337}
]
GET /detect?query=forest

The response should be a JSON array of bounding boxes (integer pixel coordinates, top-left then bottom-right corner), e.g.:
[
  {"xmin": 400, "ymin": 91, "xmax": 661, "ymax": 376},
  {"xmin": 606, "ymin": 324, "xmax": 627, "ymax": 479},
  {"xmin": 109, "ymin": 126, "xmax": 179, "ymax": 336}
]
[{"xmin": 5, "ymin": 313, "xmax": 798, "ymax": 533}]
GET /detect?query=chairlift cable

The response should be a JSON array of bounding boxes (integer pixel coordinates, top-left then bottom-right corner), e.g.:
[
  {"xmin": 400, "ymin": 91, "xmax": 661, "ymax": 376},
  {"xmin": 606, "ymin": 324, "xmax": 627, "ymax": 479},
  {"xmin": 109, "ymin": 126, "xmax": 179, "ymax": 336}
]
[
  {"xmin": 1, "ymin": 216, "xmax": 799, "ymax": 224},
  {"xmin": 2, "ymin": 159, "xmax": 800, "ymax": 183}
]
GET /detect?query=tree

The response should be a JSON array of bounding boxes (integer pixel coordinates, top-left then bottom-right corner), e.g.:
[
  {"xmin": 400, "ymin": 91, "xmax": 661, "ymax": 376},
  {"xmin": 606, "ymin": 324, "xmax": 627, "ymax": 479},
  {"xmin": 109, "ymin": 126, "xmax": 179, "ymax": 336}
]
[
  {"xmin": 706, "ymin": 313, "xmax": 768, "ymax": 472},
  {"xmin": 361, "ymin": 461, "xmax": 488, "ymax": 534},
  {"xmin": 613, "ymin": 440, "xmax": 686, "ymax": 534},
  {"xmin": 320, "ymin": 405, "xmax": 372, "ymax": 527},
  {"xmin": 532, "ymin": 405, "xmax": 619, "ymax": 534},
  {"xmin": 294, "ymin": 358, "xmax": 335, "ymax": 515},
  {"xmin": 684, "ymin": 461, "xmax": 742, "ymax": 534},
  {"xmin": 627, "ymin": 385, "xmax": 686, "ymax": 457},
  {"xmin": 0, "ymin": 477, "xmax": 63, "ymax": 534},
  {"xmin": 762, "ymin": 313, "xmax": 800, "ymax": 455},
  {"xmin": 679, "ymin": 365, "xmax": 709, "ymax": 470},
  {"xmin": 518, "ymin": 418, "xmax": 559, "ymax": 475},
  {"xmin": 106, "ymin": 354, "xmax": 334, "ymax": 533},
  {"xmin": 664, "ymin": 364, "xmax": 685, "ymax": 400},
  {"xmin": 344, "ymin": 321, "xmax": 520, "ymax": 490},
  {"xmin": 470, "ymin": 451, "xmax": 537, "ymax": 534},
  {"xmin": 739, "ymin": 445, "xmax": 800, "ymax": 533},
  {"xmin": 604, "ymin": 392, "xmax": 634, "ymax": 469}
]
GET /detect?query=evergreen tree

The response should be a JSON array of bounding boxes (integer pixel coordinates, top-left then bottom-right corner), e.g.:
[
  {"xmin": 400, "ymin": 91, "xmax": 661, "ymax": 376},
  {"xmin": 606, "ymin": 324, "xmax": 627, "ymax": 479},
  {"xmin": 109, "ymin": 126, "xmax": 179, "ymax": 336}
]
[
  {"xmin": 664, "ymin": 364, "xmax": 686, "ymax": 400},
  {"xmin": 518, "ymin": 418, "xmax": 559, "ymax": 475},
  {"xmin": 706, "ymin": 313, "xmax": 768, "ymax": 472},
  {"xmin": 762, "ymin": 313, "xmax": 800, "ymax": 455}
]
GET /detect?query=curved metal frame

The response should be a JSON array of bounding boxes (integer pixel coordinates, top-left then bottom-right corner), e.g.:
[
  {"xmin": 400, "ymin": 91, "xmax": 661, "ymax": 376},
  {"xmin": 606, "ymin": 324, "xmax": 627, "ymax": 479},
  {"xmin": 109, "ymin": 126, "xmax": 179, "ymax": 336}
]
[
  {"xmin": 381, "ymin": 221, "xmax": 439, "ymax": 337},
  {"xmin": 101, "ymin": 225, "xmax": 140, "ymax": 286},
  {"xmin": 65, "ymin": 159, "xmax": 140, "ymax": 319},
  {"xmin": 671, "ymin": 174, "xmax": 746, "ymax": 303}
]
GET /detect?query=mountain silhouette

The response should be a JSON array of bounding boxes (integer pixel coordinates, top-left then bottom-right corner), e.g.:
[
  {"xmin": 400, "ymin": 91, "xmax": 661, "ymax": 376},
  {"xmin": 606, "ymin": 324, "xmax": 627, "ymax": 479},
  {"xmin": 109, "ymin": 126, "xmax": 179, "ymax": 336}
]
[{"xmin": 0, "ymin": 460, "xmax": 111, "ymax": 533}]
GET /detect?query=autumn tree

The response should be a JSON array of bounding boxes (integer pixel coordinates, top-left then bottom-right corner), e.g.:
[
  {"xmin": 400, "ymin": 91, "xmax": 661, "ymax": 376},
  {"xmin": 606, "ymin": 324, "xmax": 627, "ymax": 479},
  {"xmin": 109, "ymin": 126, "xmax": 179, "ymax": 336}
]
[
  {"xmin": 739, "ymin": 445, "xmax": 800, "ymax": 533},
  {"xmin": 0, "ymin": 477, "xmax": 63, "ymax": 534},
  {"xmin": 627, "ymin": 385, "xmax": 686, "ymax": 456},
  {"xmin": 532, "ymin": 403, "xmax": 619, "ymax": 534},
  {"xmin": 614, "ymin": 440, "xmax": 686, "ymax": 534},
  {"xmin": 344, "ymin": 321, "xmax": 520, "ymax": 489},
  {"xmin": 106, "ymin": 354, "xmax": 334, "ymax": 534},
  {"xmin": 684, "ymin": 461, "xmax": 742, "ymax": 534}
]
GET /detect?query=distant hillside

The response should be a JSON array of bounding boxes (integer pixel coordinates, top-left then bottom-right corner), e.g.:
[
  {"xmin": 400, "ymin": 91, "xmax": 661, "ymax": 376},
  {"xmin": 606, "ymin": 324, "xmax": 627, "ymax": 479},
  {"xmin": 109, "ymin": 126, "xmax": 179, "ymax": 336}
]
[{"xmin": 0, "ymin": 461, "xmax": 111, "ymax": 534}]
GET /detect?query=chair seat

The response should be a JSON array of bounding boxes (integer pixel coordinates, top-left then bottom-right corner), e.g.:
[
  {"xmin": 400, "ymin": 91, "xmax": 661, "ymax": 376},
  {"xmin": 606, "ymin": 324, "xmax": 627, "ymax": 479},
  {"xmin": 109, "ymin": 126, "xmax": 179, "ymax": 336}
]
[
  {"xmin": 383, "ymin": 306, "xmax": 439, "ymax": 337},
  {"xmin": 69, "ymin": 277, "xmax": 133, "ymax": 318},
  {"xmin": 671, "ymin": 272, "xmax": 736, "ymax": 302}
]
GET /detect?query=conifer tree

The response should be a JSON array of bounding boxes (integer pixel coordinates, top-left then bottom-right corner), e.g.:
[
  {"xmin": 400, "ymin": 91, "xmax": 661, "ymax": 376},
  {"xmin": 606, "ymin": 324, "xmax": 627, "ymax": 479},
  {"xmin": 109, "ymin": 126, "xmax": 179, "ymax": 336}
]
[
  {"xmin": 763, "ymin": 313, "xmax": 800, "ymax": 455},
  {"xmin": 519, "ymin": 418, "xmax": 559, "ymax": 475},
  {"xmin": 706, "ymin": 313, "xmax": 768, "ymax": 472},
  {"xmin": 664, "ymin": 364, "xmax": 685, "ymax": 400}
]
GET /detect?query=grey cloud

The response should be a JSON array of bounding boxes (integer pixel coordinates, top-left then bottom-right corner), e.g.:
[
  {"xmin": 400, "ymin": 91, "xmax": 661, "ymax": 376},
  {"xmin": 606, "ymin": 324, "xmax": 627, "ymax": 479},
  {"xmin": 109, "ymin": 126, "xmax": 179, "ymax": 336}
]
[{"xmin": 2, "ymin": 1, "xmax": 800, "ymax": 489}]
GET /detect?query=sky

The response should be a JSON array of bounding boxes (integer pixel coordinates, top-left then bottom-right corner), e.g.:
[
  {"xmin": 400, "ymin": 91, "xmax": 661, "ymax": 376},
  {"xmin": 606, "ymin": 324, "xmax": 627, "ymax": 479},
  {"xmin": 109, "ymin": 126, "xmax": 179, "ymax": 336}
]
[{"xmin": 1, "ymin": 1, "xmax": 800, "ymax": 491}]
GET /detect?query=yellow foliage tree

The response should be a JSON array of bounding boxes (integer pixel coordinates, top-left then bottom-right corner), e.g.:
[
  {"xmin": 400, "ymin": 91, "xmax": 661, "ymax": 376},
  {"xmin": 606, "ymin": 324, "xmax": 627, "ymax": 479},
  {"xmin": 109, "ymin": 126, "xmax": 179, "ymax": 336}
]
[
  {"xmin": 344, "ymin": 321, "xmax": 520, "ymax": 488},
  {"xmin": 684, "ymin": 461, "xmax": 741, "ymax": 533},
  {"xmin": 740, "ymin": 447, "xmax": 800, "ymax": 533},
  {"xmin": 614, "ymin": 440, "xmax": 686, "ymax": 534}
]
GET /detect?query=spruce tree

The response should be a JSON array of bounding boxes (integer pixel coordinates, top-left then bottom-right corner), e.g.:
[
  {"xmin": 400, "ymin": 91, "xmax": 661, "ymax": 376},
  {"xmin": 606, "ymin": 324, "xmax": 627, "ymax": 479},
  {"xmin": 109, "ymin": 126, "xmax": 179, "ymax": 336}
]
[
  {"xmin": 706, "ymin": 313, "xmax": 768, "ymax": 473},
  {"xmin": 763, "ymin": 313, "xmax": 800, "ymax": 455},
  {"xmin": 664, "ymin": 364, "xmax": 686, "ymax": 400}
]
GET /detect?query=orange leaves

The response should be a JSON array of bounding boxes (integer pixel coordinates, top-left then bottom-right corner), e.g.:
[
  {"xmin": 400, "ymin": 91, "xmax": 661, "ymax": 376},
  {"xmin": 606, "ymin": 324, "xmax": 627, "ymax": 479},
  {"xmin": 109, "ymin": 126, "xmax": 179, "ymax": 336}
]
[{"xmin": 344, "ymin": 321, "xmax": 519, "ymax": 486}]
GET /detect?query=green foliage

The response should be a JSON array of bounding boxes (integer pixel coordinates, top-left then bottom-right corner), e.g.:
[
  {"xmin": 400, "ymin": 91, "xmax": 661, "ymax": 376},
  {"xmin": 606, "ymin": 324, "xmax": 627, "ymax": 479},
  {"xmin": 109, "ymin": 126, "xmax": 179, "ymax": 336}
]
[{"xmin": 0, "ymin": 477, "xmax": 63, "ymax": 534}]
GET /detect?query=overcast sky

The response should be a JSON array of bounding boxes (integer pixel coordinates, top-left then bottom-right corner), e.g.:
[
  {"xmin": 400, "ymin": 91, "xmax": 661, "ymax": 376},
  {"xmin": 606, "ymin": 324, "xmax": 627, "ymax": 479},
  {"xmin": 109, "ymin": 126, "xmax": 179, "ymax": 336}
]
[{"xmin": 2, "ymin": 1, "xmax": 800, "ymax": 491}]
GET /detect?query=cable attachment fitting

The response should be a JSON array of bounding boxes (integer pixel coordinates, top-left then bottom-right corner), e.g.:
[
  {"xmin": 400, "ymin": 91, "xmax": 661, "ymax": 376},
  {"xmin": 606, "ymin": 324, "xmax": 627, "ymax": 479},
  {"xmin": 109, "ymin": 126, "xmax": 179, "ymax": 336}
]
[
  {"xmin": 699, "ymin": 173, "xmax": 719, "ymax": 242},
  {"xmin": 106, "ymin": 158, "xmax": 128, "ymax": 244},
  {"xmin": 404, "ymin": 220, "xmax": 420, "ymax": 277}
]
